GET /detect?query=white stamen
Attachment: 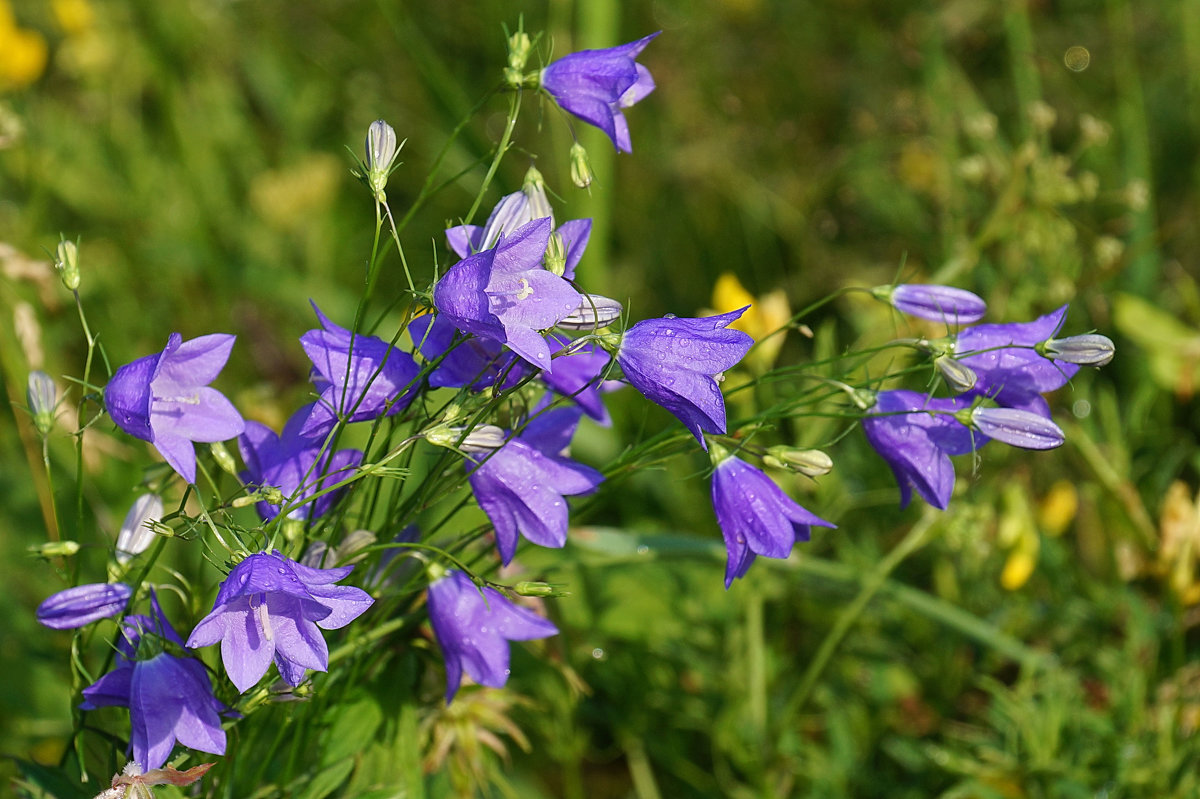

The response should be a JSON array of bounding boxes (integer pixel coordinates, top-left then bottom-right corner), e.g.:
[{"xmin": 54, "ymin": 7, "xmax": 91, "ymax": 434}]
[
  {"xmin": 515, "ymin": 278, "xmax": 534, "ymax": 301},
  {"xmin": 252, "ymin": 594, "xmax": 273, "ymax": 642}
]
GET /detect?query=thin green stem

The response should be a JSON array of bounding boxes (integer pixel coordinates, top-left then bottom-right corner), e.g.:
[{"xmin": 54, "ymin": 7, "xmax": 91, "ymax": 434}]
[{"xmin": 463, "ymin": 90, "xmax": 522, "ymax": 226}]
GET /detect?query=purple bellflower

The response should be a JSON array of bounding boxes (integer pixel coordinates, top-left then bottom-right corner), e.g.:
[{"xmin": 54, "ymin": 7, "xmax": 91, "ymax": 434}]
[
  {"xmin": 447, "ymin": 200, "xmax": 593, "ymax": 282},
  {"xmin": 37, "ymin": 582, "xmax": 132, "ymax": 630},
  {"xmin": 186, "ymin": 550, "xmax": 374, "ymax": 693},
  {"xmin": 616, "ymin": 308, "xmax": 754, "ymax": 450},
  {"xmin": 953, "ymin": 305, "xmax": 1080, "ymax": 414},
  {"xmin": 299, "ymin": 303, "xmax": 420, "ymax": 439},
  {"xmin": 965, "ymin": 406, "xmax": 1065, "ymax": 450},
  {"xmin": 427, "ymin": 569, "xmax": 558, "ymax": 703},
  {"xmin": 873, "ymin": 283, "xmax": 987, "ymax": 325},
  {"xmin": 105, "ymin": 333, "xmax": 245, "ymax": 484},
  {"xmin": 861, "ymin": 389, "xmax": 979, "ymax": 510},
  {"xmin": 540, "ymin": 33, "xmax": 661, "ymax": 153},
  {"xmin": 81, "ymin": 592, "xmax": 229, "ymax": 771},
  {"xmin": 408, "ymin": 312, "xmax": 530, "ymax": 391},
  {"xmin": 238, "ymin": 403, "xmax": 363, "ymax": 522},
  {"xmin": 467, "ymin": 404, "xmax": 603, "ymax": 565},
  {"xmin": 711, "ymin": 453, "xmax": 835, "ymax": 588},
  {"xmin": 433, "ymin": 218, "xmax": 582, "ymax": 370}
]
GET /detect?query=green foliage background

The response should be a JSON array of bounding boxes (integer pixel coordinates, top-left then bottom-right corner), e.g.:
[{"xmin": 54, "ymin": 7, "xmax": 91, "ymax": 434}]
[{"xmin": 2, "ymin": 0, "xmax": 1200, "ymax": 796}]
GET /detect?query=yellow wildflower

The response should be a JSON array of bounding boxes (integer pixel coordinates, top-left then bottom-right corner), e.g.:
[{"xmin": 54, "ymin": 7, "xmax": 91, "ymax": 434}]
[
  {"xmin": 0, "ymin": 2, "xmax": 48, "ymax": 91},
  {"xmin": 708, "ymin": 272, "xmax": 791, "ymax": 371}
]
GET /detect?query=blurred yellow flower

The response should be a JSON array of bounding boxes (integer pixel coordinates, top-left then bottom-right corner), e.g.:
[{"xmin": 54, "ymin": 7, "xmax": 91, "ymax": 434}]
[
  {"xmin": 52, "ymin": 0, "xmax": 95, "ymax": 36},
  {"xmin": 708, "ymin": 272, "xmax": 790, "ymax": 372},
  {"xmin": 1037, "ymin": 480, "xmax": 1078, "ymax": 537},
  {"xmin": 0, "ymin": 2, "xmax": 48, "ymax": 90},
  {"xmin": 998, "ymin": 482, "xmax": 1039, "ymax": 591},
  {"xmin": 1157, "ymin": 481, "xmax": 1200, "ymax": 605}
]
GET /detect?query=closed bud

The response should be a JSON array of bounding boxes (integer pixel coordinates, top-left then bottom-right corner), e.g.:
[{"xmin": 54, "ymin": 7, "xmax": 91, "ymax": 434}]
[
  {"xmin": 764, "ymin": 446, "xmax": 833, "ymax": 477},
  {"xmin": 874, "ymin": 283, "xmax": 987, "ymax": 325},
  {"xmin": 365, "ymin": 120, "xmax": 400, "ymax": 202},
  {"xmin": 934, "ymin": 354, "xmax": 978, "ymax": 393},
  {"xmin": 426, "ymin": 423, "xmax": 507, "ymax": 454},
  {"xmin": 1036, "ymin": 334, "xmax": 1115, "ymax": 367},
  {"xmin": 544, "ymin": 230, "xmax": 567, "ymax": 276},
  {"xmin": 28, "ymin": 540, "xmax": 81, "ymax": 558},
  {"xmin": 513, "ymin": 580, "xmax": 570, "ymax": 598},
  {"xmin": 26, "ymin": 370, "xmax": 58, "ymax": 436},
  {"xmin": 507, "ymin": 30, "xmax": 533, "ymax": 73},
  {"xmin": 36, "ymin": 582, "xmax": 132, "ymax": 629},
  {"xmin": 557, "ymin": 293, "xmax": 623, "ymax": 330},
  {"xmin": 116, "ymin": 494, "xmax": 164, "ymax": 564},
  {"xmin": 569, "ymin": 142, "xmax": 594, "ymax": 189},
  {"xmin": 957, "ymin": 406, "xmax": 1065, "ymax": 450},
  {"xmin": 209, "ymin": 441, "xmax": 239, "ymax": 476},
  {"xmin": 54, "ymin": 239, "xmax": 80, "ymax": 291}
]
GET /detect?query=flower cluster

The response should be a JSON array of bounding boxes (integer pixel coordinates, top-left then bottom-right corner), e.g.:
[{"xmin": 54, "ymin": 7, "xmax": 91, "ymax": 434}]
[{"xmin": 27, "ymin": 26, "xmax": 1119, "ymax": 793}]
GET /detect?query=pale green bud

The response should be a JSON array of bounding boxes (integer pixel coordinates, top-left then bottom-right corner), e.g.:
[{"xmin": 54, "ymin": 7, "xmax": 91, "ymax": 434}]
[
  {"xmin": 28, "ymin": 540, "xmax": 81, "ymax": 558},
  {"xmin": 544, "ymin": 231, "xmax": 567, "ymax": 276},
  {"xmin": 513, "ymin": 580, "xmax": 570, "ymax": 598},
  {"xmin": 425, "ymin": 423, "xmax": 507, "ymax": 454},
  {"xmin": 365, "ymin": 119, "xmax": 400, "ymax": 203},
  {"xmin": 26, "ymin": 370, "xmax": 57, "ymax": 436},
  {"xmin": 934, "ymin": 354, "xmax": 978, "ymax": 393},
  {"xmin": 54, "ymin": 239, "xmax": 80, "ymax": 291},
  {"xmin": 557, "ymin": 293, "xmax": 623, "ymax": 330},
  {"xmin": 569, "ymin": 142, "xmax": 594, "ymax": 189},
  {"xmin": 209, "ymin": 441, "xmax": 239, "ymax": 477},
  {"xmin": 763, "ymin": 446, "xmax": 833, "ymax": 477}
]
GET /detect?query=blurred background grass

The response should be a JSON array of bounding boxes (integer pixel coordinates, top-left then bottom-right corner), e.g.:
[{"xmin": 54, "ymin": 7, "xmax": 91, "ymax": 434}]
[{"xmin": 2, "ymin": 0, "xmax": 1200, "ymax": 796}]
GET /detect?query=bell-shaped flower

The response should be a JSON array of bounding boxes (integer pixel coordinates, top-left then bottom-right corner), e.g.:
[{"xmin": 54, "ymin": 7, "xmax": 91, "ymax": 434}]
[
  {"xmin": 433, "ymin": 218, "xmax": 582, "ymax": 370},
  {"xmin": 37, "ymin": 582, "xmax": 132, "ymax": 629},
  {"xmin": 466, "ymin": 404, "xmax": 603, "ymax": 565},
  {"xmin": 711, "ymin": 452, "xmax": 835, "ymax": 588},
  {"xmin": 427, "ymin": 570, "xmax": 558, "ymax": 703},
  {"xmin": 540, "ymin": 33, "xmax": 661, "ymax": 153},
  {"xmin": 860, "ymin": 389, "xmax": 978, "ymax": 510},
  {"xmin": 186, "ymin": 550, "xmax": 374, "ymax": 693},
  {"xmin": 81, "ymin": 592, "xmax": 229, "ymax": 771},
  {"xmin": 616, "ymin": 307, "xmax": 754, "ymax": 449},
  {"xmin": 105, "ymin": 333, "xmax": 245, "ymax": 483},
  {"xmin": 962, "ymin": 406, "xmax": 1065, "ymax": 450},
  {"xmin": 953, "ymin": 306, "xmax": 1080, "ymax": 414},
  {"xmin": 408, "ymin": 312, "xmax": 530, "ymax": 391},
  {"xmin": 299, "ymin": 302, "xmax": 420, "ymax": 438},
  {"xmin": 238, "ymin": 403, "xmax": 363, "ymax": 522}
]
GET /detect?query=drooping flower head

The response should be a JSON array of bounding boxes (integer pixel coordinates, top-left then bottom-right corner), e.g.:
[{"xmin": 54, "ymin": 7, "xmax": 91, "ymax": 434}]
[
  {"xmin": 81, "ymin": 592, "xmax": 229, "ymax": 771},
  {"xmin": 616, "ymin": 308, "xmax": 754, "ymax": 449},
  {"xmin": 540, "ymin": 32, "xmax": 661, "ymax": 153},
  {"xmin": 953, "ymin": 305, "xmax": 1080, "ymax": 414},
  {"xmin": 37, "ymin": 582, "xmax": 132, "ymax": 630},
  {"xmin": 299, "ymin": 302, "xmax": 420, "ymax": 438},
  {"xmin": 427, "ymin": 570, "xmax": 558, "ymax": 703},
  {"xmin": 238, "ymin": 403, "xmax": 364, "ymax": 522},
  {"xmin": 105, "ymin": 333, "xmax": 245, "ymax": 483},
  {"xmin": 433, "ymin": 217, "xmax": 582, "ymax": 370},
  {"xmin": 711, "ymin": 452, "xmax": 835, "ymax": 588},
  {"xmin": 466, "ymin": 404, "xmax": 603, "ymax": 565},
  {"xmin": 861, "ymin": 389, "xmax": 979, "ymax": 510},
  {"xmin": 186, "ymin": 550, "xmax": 374, "ymax": 693}
]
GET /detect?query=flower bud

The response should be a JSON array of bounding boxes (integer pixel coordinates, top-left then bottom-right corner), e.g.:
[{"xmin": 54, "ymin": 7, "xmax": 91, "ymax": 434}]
[
  {"xmin": 544, "ymin": 231, "xmax": 567, "ymax": 277},
  {"xmin": 934, "ymin": 354, "xmax": 978, "ymax": 393},
  {"xmin": 958, "ymin": 406, "xmax": 1065, "ymax": 450},
  {"xmin": 36, "ymin": 582, "xmax": 132, "ymax": 629},
  {"xmin": 425, "ymin": 423, "xmax": 507, "ymax": 454},
  {"xmin": 1036, "ymin": 334, "xmax": 1115, "ymax": 367},
  {"xmin": 26, "ymin": 370, "xmax": 57, "ymax": 436},
  {"xmin": 209, "ymin": 441, "xmax": 239, "ymax": 477},
  {"xmin": 28, "ymin": 540, "xmax": 80, "ymax": 558},
  {"xmin": 522, "ymin": 166, "xmax": 553, "ymax": 224},
  {"xmin": 116, "ymin": 494, "xmax": 164, "ymax": 564},
  {"xmin": 569, "ymin": 142, "xmax": 594, "ymax": 189},
  {"xmin": 507, "ymin": 31, "xmax": 533, "ymax": 73},
  {"xmin": 513, "ymin": 580, "xmax": 570, "ymax": 598},
  {"xmin": 54, "ymin": 239, "xmax": 80, "ymax": 291},
  {"xmin": 873, "ymin": 283, "xmax": 986, "ymax": 324},
  {"xmin": 763, "ymin": 446, "xmax": 833, "ymax": 477},
  {"xmin": 557, "ymin": 294, "xmax": 623, "ymax": 330},
  {"xmin": 365, "ymin": 119, "xmax": 400, "ymax": 202}
]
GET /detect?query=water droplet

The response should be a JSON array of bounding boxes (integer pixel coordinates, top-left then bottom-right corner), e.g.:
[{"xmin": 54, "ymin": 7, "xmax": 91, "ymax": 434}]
[
  {"xmin": 277, "ymin": 567, "xmax": 286, "ymax": 574},
  {"xmin": 636, "ymin": 545, "xmax": 649, "ymax": 555},
  {"xmin": 664, "ymin": 313, "xmax": 677, "ymax": 319},
  {"xmin": 591, "ymin": 647, "xmax": 606, "ymax": 660},
  {"xmin": 503, "ymin": 668, "xmax": 511, "ymax": 676}
]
